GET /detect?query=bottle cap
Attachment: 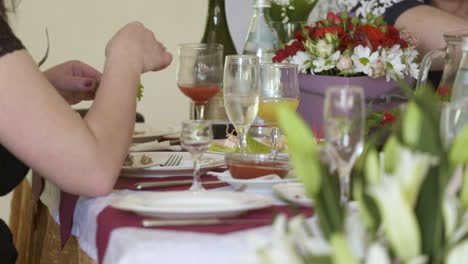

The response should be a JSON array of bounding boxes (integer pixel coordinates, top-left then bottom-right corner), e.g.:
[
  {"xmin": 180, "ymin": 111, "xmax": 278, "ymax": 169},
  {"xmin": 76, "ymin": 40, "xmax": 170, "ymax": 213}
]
[{"xmin": 254, "ymin": 0, "xmax": 271, "ymax": 8}]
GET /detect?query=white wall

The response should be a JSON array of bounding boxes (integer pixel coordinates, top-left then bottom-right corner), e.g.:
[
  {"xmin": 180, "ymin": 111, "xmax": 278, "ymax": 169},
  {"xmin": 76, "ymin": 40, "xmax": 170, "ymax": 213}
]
[{"xmin": 0, "ymin": 0, "xmax": 252, "ymax": 223}]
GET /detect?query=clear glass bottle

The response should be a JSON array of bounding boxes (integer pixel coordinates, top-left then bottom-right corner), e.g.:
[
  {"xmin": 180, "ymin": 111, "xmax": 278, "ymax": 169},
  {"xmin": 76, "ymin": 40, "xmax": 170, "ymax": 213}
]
[
  {"xmin": 243, "ymin": 0, "xmax": 280, "ymax": 64},
  {"xmin": 244, "ymin": 0, "xmax": 280, "ymax": 138},
  {"xmin": 451, "ymin": 37, "xmax": 468, "ymax": 102}
]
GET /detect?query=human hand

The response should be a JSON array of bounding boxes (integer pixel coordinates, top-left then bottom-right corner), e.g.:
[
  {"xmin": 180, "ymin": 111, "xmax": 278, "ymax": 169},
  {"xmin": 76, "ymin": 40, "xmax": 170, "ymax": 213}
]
[
  {"xmin": 105, "ymin": 22, "xmax": 172, "ymax": 73},
  {"xmin": 44, "ymin": 60, "xmax": 102, "ymax": 105}
]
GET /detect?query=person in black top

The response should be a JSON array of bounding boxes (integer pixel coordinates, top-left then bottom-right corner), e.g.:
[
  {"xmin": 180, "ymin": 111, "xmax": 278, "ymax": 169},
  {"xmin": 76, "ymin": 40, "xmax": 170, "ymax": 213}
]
[{"xmin": 0, "ymin": 0, "xmax": 173, "ymax": 262}]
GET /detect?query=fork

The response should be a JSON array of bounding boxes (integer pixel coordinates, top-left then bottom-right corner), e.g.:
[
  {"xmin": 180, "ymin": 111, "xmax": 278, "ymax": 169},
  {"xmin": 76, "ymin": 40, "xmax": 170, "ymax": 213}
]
[{"xmin": 162, "ymin": 155, "xmax": 183, "ymax": 167}]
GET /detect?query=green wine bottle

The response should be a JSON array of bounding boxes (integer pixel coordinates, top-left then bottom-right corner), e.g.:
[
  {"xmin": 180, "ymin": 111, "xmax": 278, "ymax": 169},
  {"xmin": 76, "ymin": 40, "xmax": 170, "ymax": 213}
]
[
  {"xmin": 198, "ymin": 0, "xmax": 237, "ymax": 138},
  {"xmin": 201, "ymin": 0, "xmax": 238, "ymax": 59}
]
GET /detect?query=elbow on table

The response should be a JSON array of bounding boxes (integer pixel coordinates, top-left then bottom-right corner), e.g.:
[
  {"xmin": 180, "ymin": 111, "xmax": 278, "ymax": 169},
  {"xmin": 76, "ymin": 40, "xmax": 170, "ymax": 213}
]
[{"xmin": 75, "ymin": 161, "xmax": 121, "ymax": 197}]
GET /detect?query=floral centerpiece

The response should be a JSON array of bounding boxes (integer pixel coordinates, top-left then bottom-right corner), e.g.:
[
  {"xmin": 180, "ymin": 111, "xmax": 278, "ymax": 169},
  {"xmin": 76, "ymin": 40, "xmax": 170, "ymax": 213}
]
[
  {"xmin": 273, "ymin": 11, "xmax": 419, "ymax": 80},
  {"xmin": 248, "ymin": 84, "xmax": 468, "ymax": 264},
  {"xmin": 272, "ymin": 10, "xmax": 420, "ymax": 133}
]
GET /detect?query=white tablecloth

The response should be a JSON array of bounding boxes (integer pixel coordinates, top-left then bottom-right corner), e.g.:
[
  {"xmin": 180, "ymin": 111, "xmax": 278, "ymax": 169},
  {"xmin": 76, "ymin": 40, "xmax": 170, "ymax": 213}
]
[{"xmin": 39, "ymin": 181, "xmax": 285, "ymax": 263}]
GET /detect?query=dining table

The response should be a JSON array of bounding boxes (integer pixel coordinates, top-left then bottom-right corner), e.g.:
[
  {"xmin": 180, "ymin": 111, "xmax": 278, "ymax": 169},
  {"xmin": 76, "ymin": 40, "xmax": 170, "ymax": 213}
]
[{"xmin": 10, "ymin": 144, "xmax": 313, "ymax": 264}]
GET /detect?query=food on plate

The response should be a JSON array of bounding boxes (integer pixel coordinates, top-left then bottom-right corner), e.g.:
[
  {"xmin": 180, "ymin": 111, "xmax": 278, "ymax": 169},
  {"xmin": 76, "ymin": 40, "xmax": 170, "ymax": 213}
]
[
  {"xmin": 140, "ymin": 154, "xmax": 153, "ymax": 165},
  {"xmin": 123, "ymin": 154, "xmax": 134, "ymax": 166}
]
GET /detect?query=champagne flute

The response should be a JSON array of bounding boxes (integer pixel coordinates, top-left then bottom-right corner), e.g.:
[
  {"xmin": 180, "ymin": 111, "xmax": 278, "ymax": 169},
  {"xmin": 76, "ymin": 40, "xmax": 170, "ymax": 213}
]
[
  {"xmin": 257, "ymin": 63, "xmax": 299, "ymax": 156},
  {"xmin": 176, "ymin": 43, "xmax": 223, "ymax": 120},
  {"xmin": 180, "ymin": 120, "xmax": 214, "ymax": 192},
  {"xmin": 223, "ymin": 55, "xmax": 260, "ymax": 153},
  {"xmin": 324, "ymin": 86, "xmax": 365, "ymax": 204}
]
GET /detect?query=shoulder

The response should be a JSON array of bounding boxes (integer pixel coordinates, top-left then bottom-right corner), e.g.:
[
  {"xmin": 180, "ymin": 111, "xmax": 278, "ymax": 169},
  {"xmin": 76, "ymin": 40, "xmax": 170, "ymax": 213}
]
[{"xmin": 338, "ymin": 0, "xmax": 429, "ymax": 25}]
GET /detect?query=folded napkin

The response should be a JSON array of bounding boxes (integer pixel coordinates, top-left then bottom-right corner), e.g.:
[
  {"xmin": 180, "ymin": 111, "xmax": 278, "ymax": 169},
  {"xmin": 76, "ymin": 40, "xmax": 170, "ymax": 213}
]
[
  {"xmin": 129, "ymin": 140, "xmax": 182, "ymax": 152},
  {"xmin": 207, "ymin": 170, "xmax": 282, "ymax": 181}
]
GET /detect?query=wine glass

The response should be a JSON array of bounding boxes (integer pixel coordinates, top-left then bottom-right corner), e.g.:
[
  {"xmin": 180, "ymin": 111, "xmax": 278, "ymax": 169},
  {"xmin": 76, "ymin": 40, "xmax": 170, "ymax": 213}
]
[
  {"xmin": 257, "ymin": 63, "xmax": 300, "ymax": 156},
  {"xmin": 324, "ymin": 86, "xmax": 365, "ymax": 204},
  {"xmin": 440, "ymin": 98, "xmax": 468, "ymax": 148},
  {"xmin": 176, "ymin": 43, "xmax": 224, "ymax": 120},
  {"xmin": 180, "ymin": 120, "xmax": 214, "ymax": 192},
  {"xmin": 223, "ymin": 55, "xmax": 260, "ymax": 153}
]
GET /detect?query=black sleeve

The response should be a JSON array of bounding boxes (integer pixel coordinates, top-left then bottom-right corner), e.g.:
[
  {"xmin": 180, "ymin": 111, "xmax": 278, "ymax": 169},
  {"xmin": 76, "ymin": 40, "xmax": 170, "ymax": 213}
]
[
  {"xmin": 0, "ymin": 145, "xmax": 29, "ymax": 196},
  {"xmin": 0, "ymin": 16, "xmax": 24, "ymax": 57},
  {"xmin": 341, "ymin": 0, "xmax": 429, "ymax": 26}
]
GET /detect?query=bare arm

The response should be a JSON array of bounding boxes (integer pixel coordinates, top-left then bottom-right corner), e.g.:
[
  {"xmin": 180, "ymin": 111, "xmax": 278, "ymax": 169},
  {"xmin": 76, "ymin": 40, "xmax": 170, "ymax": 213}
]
[
  {"xmin": 395, "ymin": 5, "xmax": 468, "ymax": 69},
  {"xmin": 0, "ymin": 22, "xmax": 172, "ymax": 196}
]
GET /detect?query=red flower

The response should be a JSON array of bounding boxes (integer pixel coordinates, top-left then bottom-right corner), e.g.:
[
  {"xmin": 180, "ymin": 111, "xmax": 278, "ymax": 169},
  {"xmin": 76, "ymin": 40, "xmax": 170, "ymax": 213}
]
[
  {"xmin": 355, "ymin": 25, "xmax": 385, "ymax": 50},
  {"xmin": 285, "ymin": 40, "xmax": 305, "ymax": 56},
  {"xmin": 387, "ymin": 25, "xmax": 400, "ymax": 41},
  {"xmin": 326, "ymin": 11, "xmax": 342, "ymax": 25},
  {"xmin": 293, "ymin": 31, "xmax": 306, "ymax": 42},
  {"xmin": 380, "ymin": 112, "xmax": 397, "ymax": 125},
  {"xmin": 312, "ymin": 26, "xmax": 343, "ymax": 39},
  {"xmin": 273, "ymin": 49, "xmax": 288, "ymax": 62}
]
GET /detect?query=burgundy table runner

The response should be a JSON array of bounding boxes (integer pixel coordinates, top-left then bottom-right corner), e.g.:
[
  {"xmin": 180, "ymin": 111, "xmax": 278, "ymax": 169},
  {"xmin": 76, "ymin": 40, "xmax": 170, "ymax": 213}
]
[
  {"xmin": 96, "ymin": 205, "xmax": 313, "ymax": 263},
  {"xmin": 56, "ymin": 174, "xmax": 229, "ymax": 247}
]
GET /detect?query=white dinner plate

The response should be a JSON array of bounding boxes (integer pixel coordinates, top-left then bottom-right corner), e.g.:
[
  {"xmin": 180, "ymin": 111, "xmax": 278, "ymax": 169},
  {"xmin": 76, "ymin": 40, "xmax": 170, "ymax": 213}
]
[
  {"xmin": 133, "ymin": 124, "xmax": 180, "ymax": 143},
  {"xmin": 273, "ymin": 182, "xmax": 313, "ymax": 208},
  {"xmin": 110, "ymin": 191, "xmax": 274, "ymax": 219},
  {"xmin": 120, "ymin": 152, "xmax": 225, "ymax": 178}
]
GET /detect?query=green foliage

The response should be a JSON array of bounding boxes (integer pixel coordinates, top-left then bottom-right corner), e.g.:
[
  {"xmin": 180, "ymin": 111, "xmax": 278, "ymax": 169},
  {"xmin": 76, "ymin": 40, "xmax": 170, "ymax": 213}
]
[
  {"xmin": 137, "ymin": 82, "xmax": 144, "ymax": 101},
  {"xmin": 278, "ymin": 106, "xmax": 343, "ymax": 239},
  {"xmin": 270, "ymin": 0, "xmax": 317, "ymax": 22}
]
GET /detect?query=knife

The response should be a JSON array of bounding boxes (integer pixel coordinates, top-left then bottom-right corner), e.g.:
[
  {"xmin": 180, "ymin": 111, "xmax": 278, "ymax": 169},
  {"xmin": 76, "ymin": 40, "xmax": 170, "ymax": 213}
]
[
  {"xmin": 142, "ymin": 218, "xmax": 272, "ymax": 227},
  {"xmin": 134, "ymin": 180, "xmax": 224, "ymax": 190}
]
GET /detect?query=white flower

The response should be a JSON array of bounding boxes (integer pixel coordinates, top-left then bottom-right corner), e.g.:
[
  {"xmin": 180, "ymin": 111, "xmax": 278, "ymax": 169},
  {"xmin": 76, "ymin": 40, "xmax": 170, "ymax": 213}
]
[
  {"xmin": 446, "ymin": 239, "xmax": 468, "ymax": 264},
  {"xmin": 369, "ymin": 176, "xmax": 422, "ymax": 262},
  {"xmin": 312, "ymin": 50, "xmax": 340, "ymax": 73},
  {"xmin": 392, "ymin": 146, "xmax": 438, "ymax": 206},
  {"xmin": 351, "ymin": 45, "xmax": 378, "ymax": 77},
  {"xmin": 385, "ymin": 44, "xmax": 406, "ymax": 81},
  {"xmin": 365, "ymin": 243, "xmax": 391, "ymax": 264},
  {"xmin": 336, "ymin": 54, "xmax": 353, "ymax": 71},
  {"xmin": 290, "ymin": 51, "xmax": 310, "ymax": 73},
  {"xmin": 315, "ymin": 39, "xmax": 334, "ymax": 58}
]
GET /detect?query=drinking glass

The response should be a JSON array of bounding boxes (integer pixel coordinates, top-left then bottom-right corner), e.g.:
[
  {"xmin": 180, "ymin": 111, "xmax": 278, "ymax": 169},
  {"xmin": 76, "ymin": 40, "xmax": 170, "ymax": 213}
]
[
  {"xmin": 441, "ymin": 98, "xmax": 468, "ymax": 148},
  {"xmin": 176, "ymin": 43, "xmax": 224, "ymax": 120},
  {"xmin": 257, "ymin": 63, "xmax": 299, "ymax": 156},
  {"xmin": 223, "ymin": 55, "xmax": 260, "ymax": 153},
  {"xmin": 180, "ymin": 120, "xmax": 214, "ymax": 191},
  {"xmin": 324, "ymin": 86, "xmax": 365, "ymax": 204}
]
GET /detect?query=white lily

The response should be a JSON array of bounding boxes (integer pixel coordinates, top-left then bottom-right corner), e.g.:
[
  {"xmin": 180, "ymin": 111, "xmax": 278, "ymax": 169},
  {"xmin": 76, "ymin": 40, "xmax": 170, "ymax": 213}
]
[
  {"xmin": 446, "ymin": 238, "xmax": 468, "ymax": 264},
  {"xmin": 369, "ymin": 176, "xmax": 422, "ymax": 262},
  {"xmin": 393, "ymin": 146, "xmax": 438, "ymax": 206},
  {"xmin": 365, "ymin": 243, "xmax": 391, "ymax": 264}
]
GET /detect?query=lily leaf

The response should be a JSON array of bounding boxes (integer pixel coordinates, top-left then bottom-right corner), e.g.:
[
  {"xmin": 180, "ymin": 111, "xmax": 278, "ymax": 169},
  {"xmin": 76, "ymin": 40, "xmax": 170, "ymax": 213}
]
[
  {"xmin": 449, "ymin": 125, "xmax": 468, "ymax": 165},
  {"xmin": 277, "ymin": 106, "xmax": 321, "ymax": 196},
  {"xmin": 330, "ymin": 234, "xmax": 358, "ymax": 264}
]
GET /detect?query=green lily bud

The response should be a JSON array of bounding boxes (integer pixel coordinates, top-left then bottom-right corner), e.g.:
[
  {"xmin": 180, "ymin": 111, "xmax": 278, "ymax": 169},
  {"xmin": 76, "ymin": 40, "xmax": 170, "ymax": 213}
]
[
  {"xmin": 402, "ymin": 102, "xmax": 422, "ymax": 149},
  {"xmin": 366, "ymin": 12, "xmax": 375, "ymax": 22}
]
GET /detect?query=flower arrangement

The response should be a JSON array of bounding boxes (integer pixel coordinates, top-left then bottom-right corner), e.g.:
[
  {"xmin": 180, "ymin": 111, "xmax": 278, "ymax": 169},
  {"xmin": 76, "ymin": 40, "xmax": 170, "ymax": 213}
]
[
  {"xmin": 248, "ymin": 84, "xmax": 468, "ymax": 263},
  {"xmin": 273, "ymin": 11, "xmax": 419, "ymax": 81}
]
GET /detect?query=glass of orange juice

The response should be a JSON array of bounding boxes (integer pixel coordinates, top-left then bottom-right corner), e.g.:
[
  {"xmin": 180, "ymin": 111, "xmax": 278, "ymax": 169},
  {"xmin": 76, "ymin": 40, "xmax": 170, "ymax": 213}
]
[{"xmin": 257, "ymin": 63, "xmax": 299, "ymax": 156}]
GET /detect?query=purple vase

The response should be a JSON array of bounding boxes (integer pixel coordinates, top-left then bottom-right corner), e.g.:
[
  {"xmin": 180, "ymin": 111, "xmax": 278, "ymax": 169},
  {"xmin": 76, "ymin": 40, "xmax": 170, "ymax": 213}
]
[{"xmin": 297, "ymin": 74, "xmax": 413, "ymax": 136}]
